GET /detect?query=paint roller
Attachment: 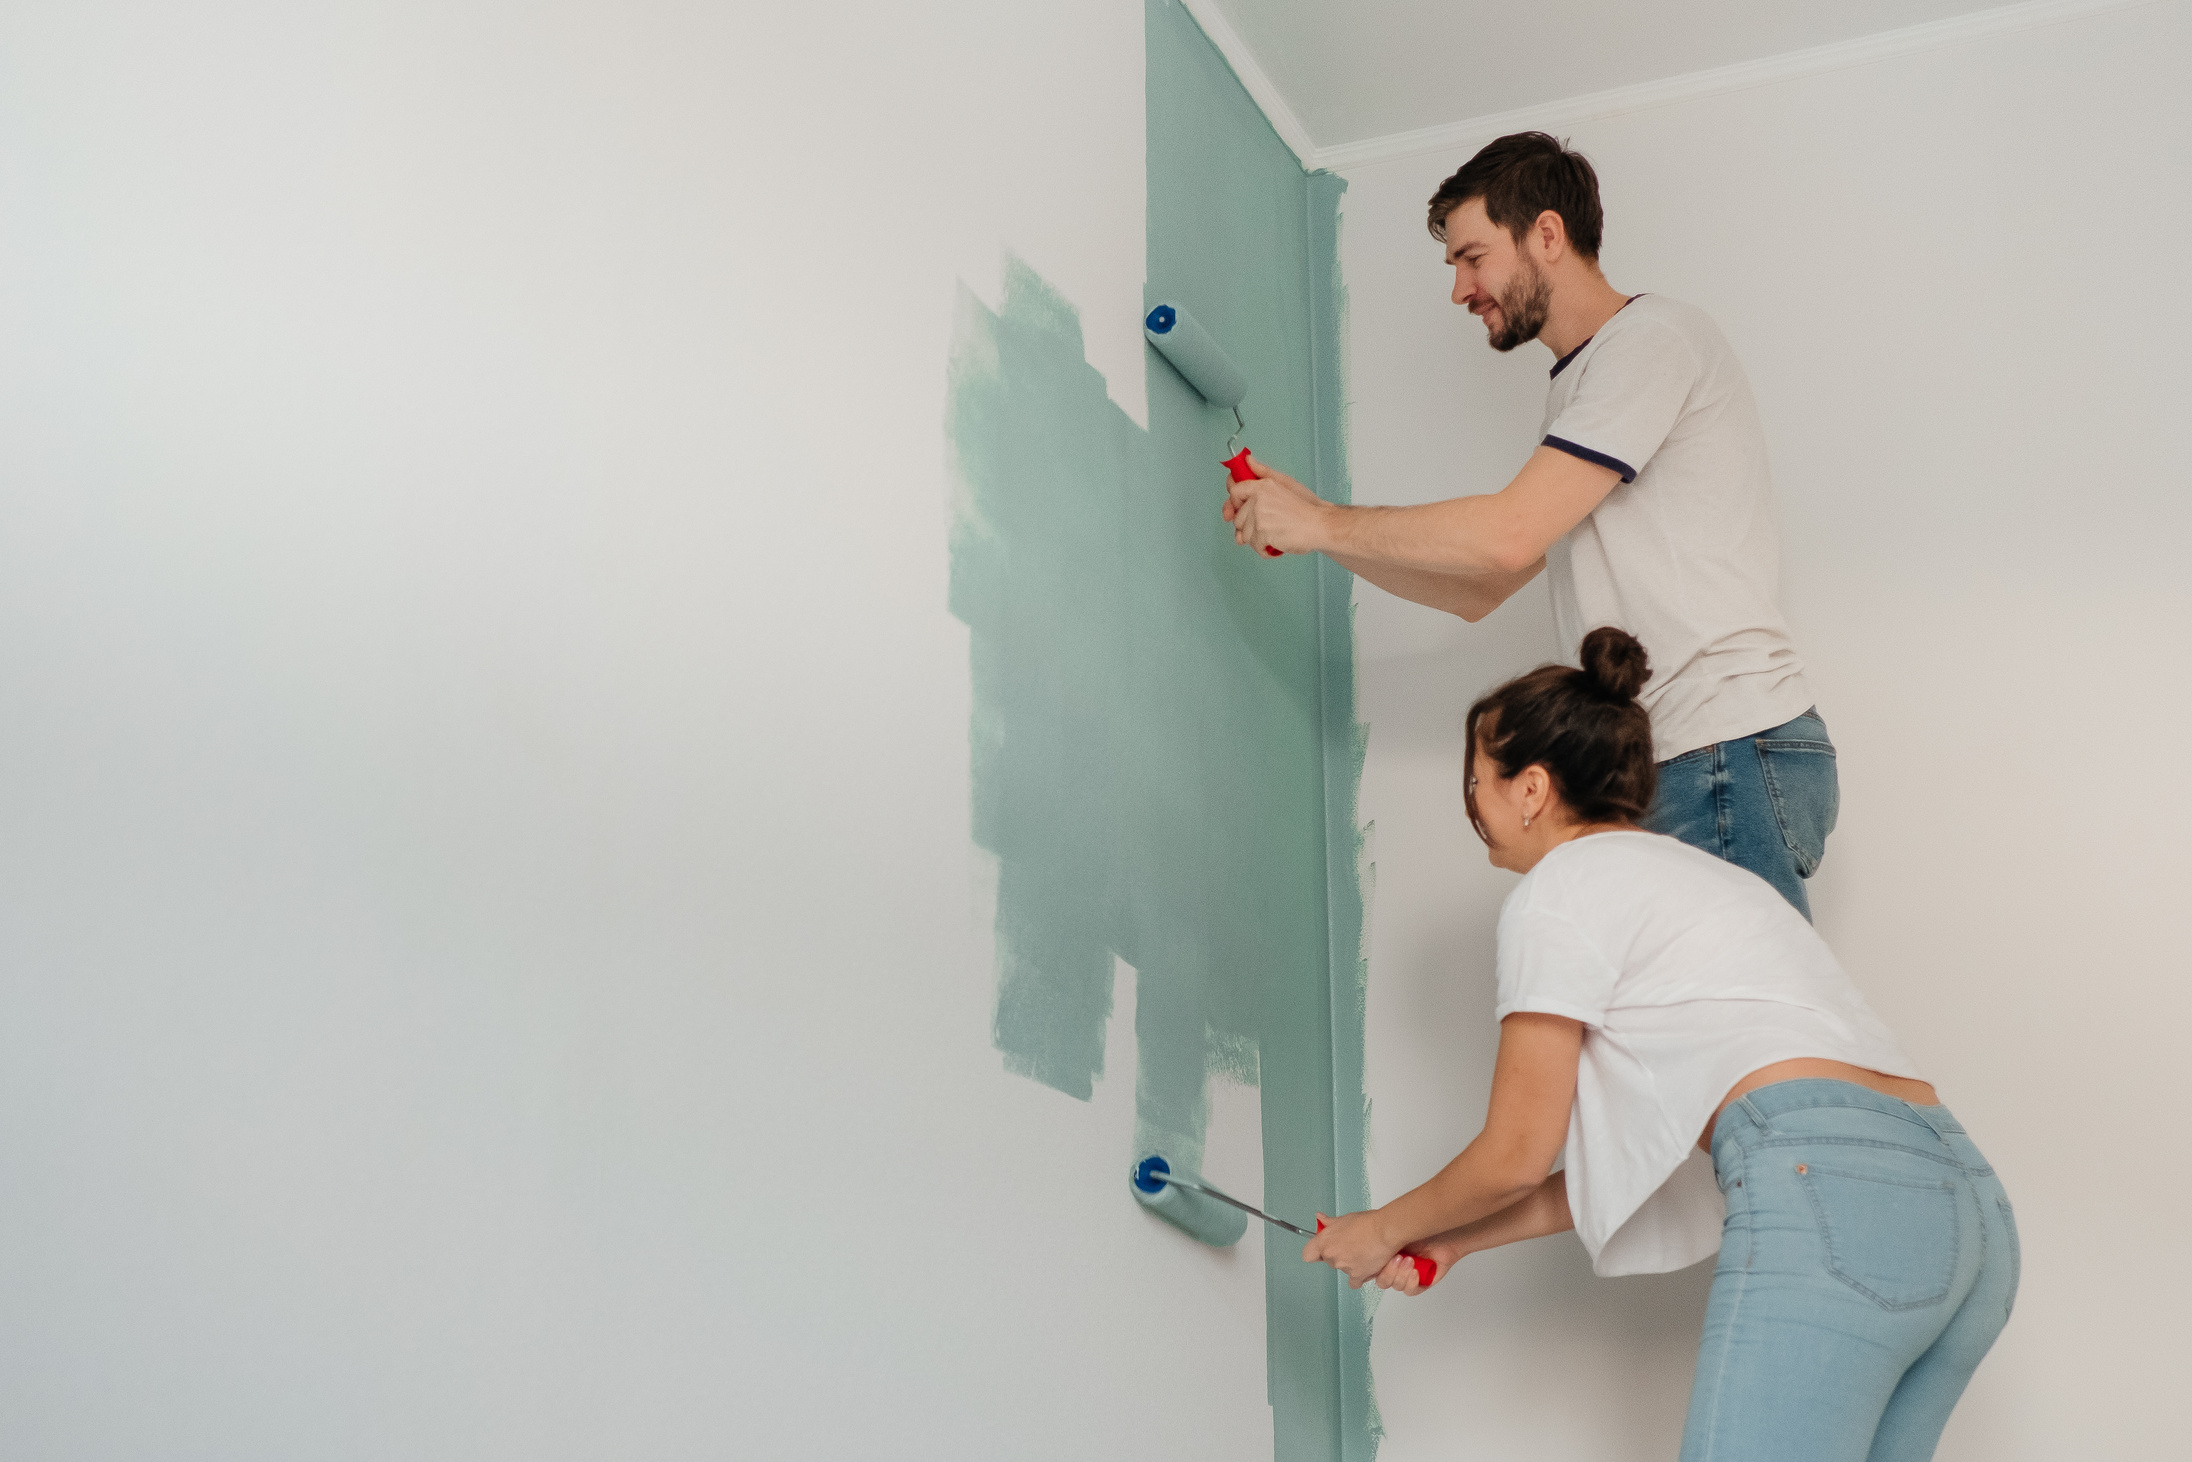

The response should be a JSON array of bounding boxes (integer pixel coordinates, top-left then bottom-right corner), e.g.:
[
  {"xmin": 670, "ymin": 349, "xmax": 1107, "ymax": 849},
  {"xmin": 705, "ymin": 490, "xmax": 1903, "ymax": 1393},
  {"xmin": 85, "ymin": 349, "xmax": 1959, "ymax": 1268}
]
[
  {"xmin": 1143, "ymin": 302, "xmax": 1283, "ymax": 557},
  {"xmin": 1131, "ymin": 1155, "xmax": 1438, "ymax": 1287}
]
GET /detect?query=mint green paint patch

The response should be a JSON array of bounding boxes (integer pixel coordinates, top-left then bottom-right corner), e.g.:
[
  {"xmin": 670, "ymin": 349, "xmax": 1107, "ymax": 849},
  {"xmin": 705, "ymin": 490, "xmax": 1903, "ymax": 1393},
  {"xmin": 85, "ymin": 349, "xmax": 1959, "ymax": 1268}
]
[
  {"xmin": 946, "ymin": 4, "xmax": 1370, "ymax": 1458},
  {"xmin": 947, "ymin": 244, "xmax": 1328, "ymax": 1175}
]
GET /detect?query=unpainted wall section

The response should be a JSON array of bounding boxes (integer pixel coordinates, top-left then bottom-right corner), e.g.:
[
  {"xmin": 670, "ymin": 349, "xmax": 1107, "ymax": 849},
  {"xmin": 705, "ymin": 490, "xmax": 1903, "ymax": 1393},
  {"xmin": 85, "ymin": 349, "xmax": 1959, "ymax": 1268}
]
[{"xmin": 1337, "ymin": 4, "xmax": 2192, "ymax": 1458}]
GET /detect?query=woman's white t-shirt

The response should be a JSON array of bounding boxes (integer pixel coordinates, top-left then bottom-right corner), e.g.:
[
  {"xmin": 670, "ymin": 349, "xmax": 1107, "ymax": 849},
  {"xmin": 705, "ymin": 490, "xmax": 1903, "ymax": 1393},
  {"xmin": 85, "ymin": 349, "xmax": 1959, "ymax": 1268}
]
[{"xmin": 1496, "ymin": 831, "xmax": 1920, "ymax": 1276}]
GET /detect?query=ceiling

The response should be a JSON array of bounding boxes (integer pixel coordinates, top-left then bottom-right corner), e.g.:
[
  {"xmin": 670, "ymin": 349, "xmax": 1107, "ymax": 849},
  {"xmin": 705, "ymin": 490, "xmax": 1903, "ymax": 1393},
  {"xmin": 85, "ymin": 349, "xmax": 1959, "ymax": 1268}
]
[{"xmin": 1207, "ymin": 0, "xmax": 2023, "ymax": 148}]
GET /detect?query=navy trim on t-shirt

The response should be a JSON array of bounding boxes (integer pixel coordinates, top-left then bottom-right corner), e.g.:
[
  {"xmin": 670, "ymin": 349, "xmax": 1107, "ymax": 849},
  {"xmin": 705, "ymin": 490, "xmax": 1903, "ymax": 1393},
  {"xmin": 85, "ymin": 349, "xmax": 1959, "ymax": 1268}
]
[
  {"xmin": 1547, "ymin": 293, "xmax": 1646, "ymax": 379},
  {"xmin": 1543, "ymin": 435, "xmax": 1637, "ymax": 483}
]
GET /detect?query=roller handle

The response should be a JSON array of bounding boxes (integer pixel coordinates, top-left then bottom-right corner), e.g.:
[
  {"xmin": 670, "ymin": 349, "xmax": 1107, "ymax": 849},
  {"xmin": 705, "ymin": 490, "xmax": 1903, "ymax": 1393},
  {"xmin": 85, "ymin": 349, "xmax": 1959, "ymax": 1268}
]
[
  {"xmin": 1316, "ymin": 1217, "xmax": 1438, "ymax": 1289},
  {"xmin": 1223, "ymin": 449, "xmax": 1284, "ymax": 557}
]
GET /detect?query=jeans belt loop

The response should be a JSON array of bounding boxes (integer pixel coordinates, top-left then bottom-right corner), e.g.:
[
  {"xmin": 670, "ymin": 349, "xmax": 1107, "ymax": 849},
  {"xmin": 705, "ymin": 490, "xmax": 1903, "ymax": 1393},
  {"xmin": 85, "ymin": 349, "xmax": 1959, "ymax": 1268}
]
[
  {"xmin": 1734, "ymin": 1093, "xmax": 1772, "ymax": 1135},
  {"xmin": 1910, "ymin": 1102, "xmax": 1956, "ymax": 1146}
]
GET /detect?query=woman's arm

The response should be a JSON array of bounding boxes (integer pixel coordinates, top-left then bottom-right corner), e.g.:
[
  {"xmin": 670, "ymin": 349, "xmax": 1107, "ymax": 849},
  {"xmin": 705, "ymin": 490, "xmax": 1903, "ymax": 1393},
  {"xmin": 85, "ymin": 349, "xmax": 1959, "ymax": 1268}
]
[
  {"xmin": 1375, "ymin": 1172, "xmax": 1575, "ymax": 1294},
  {"xmin": 1304, "ymin": 1012, "xmax": 1581, "ymax": 1287}
]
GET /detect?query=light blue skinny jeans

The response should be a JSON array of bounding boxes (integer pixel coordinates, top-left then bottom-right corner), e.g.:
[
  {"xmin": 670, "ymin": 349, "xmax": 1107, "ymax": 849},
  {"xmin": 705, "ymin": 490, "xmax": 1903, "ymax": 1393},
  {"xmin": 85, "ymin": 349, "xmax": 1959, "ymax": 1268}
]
[
  {"xmin": 1682, "ymin": 1080, "xmax": 2019, "ymax": 1462},
  {"xmin": 1644, "ymin": 707, "xmax": 1838, "ymax": 921}
]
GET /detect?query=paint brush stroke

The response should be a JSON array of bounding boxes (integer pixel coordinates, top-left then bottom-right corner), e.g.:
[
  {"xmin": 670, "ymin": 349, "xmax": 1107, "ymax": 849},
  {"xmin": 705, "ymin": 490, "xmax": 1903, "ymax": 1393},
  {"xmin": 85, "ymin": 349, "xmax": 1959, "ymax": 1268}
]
[{"xmin": 947, "ymin": 268, "xmax": 1134, "ymax": 1107}]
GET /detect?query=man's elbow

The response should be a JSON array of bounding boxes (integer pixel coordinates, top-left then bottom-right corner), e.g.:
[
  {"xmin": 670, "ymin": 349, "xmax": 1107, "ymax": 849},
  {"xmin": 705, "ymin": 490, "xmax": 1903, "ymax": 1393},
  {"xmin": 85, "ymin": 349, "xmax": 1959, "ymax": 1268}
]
[
  {"xmin": 1436, "ymin": 582, "xmax": 1498, "ymax": 623},
  {"xmin": 1480, "ymin": 535, "xmax": 1545, "ymax": 577},
  {"xmin": 1441, "ymin": 568, "xmax": 1535, "ymax": 622}
]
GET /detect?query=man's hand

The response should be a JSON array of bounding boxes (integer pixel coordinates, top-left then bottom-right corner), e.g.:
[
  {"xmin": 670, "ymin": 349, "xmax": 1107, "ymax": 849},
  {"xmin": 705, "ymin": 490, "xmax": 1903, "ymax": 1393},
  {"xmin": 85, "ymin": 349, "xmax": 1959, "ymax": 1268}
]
[
  {"xmin": 1301, "ymin": 1209, "xmax": 1399, "ymax": 1289},
  {"xmin": 1224, "ymin": 455, "xmax": 1332, "ymax": 556}
]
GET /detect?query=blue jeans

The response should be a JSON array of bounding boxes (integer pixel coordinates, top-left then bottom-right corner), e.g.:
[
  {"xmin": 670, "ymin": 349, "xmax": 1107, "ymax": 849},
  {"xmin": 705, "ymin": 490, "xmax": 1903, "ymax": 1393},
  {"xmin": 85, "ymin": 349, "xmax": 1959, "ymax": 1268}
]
[
  {"xmin": 1643, "ymin": 707, "xmax": 1838, "ymax": 920},
  {"xmin": 1683, "ymin": 1081, "xmax": 2018, "ymax": 1462}
]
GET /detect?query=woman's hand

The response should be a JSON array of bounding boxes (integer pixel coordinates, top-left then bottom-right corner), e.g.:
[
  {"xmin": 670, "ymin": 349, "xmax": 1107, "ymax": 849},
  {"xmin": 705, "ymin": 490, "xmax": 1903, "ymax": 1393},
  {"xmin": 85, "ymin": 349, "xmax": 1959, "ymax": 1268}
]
[
  {"xmin": 1301, "ymin": 1209, "xmax": 1400, "ymax": 1289},
  {"xmin": 1375, "ymin": 1238, "xmax": 1464, "ymax": 1295}
]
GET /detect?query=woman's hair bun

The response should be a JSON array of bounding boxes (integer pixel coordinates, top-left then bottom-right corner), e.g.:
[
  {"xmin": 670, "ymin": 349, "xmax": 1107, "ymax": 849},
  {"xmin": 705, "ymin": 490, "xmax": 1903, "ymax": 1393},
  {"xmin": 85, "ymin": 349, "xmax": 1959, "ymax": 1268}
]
[
  {"xmin": 1578, "ymin": 625, "xmax": 1650, "ymax": 701},
  {"xmin": 1464, "ymin": 624, "xmax": 1657, "ymax": 838}
]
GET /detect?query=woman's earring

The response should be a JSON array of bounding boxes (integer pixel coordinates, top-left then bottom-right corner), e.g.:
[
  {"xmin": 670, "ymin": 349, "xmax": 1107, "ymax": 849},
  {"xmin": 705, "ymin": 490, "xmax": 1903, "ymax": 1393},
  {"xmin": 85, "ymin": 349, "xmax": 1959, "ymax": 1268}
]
[{"xmin": 1521, "ymin": 815, "xmax": 1531, "ymax": 829}]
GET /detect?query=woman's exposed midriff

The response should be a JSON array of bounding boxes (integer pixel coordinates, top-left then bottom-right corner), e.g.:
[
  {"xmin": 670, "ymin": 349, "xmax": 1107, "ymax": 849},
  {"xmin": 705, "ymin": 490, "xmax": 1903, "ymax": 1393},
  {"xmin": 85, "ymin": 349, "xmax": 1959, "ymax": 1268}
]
[{"xmin": 1697, "ymin": 1059, "xmax": 1941, "ymax": 1150}]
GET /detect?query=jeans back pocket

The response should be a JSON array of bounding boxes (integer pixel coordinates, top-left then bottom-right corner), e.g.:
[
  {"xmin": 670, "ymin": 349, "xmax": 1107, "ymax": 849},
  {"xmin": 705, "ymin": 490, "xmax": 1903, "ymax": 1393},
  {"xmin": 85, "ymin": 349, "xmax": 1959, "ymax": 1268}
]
[
  {"xmin": 1755, "ymin": 735, "xmax": 1838, "ymax": 877},
  {"xmin": 1799, "ymin": 1162, "xmax": 1958, "ymax": 1309}
]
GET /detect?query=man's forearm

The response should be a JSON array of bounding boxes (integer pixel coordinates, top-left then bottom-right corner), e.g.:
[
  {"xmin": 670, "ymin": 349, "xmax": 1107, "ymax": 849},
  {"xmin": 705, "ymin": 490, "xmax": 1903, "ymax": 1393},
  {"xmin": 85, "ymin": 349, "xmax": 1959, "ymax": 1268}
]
[
  {"xmin": 1319, "ymin": 495, "xmax": 1540, "ymax": 577},
  {"xmin": 1297, "ymin": 444, "xmax": 1620, "ymax": 575},
  {"xmin": 1433, "ymin": 1172, "xmax": 1574, "ymax": 1257},
  {"xmin": 1327, "ymin": 550, "xmax": 1543, "ymax": 623}
]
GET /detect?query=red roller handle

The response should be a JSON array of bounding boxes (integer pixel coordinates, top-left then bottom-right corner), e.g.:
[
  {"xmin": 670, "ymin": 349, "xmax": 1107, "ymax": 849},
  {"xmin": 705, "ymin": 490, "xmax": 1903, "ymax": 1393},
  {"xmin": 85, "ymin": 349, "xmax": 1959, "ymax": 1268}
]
[
  {"xmin": 1223, "ymin": 449, "xmax": 1283, "ymax": 557},
  {"xmin": 1316, "ymin": 1217, "xmax": 1437, "ymax": 1289}
]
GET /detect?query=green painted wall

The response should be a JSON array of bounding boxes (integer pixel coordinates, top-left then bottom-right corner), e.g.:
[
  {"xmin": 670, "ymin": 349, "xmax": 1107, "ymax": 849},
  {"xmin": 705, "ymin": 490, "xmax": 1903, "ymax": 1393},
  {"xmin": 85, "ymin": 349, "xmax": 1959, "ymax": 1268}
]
[{"xmin": 946, "ymin": 3, "xmax": 1372, "ymax": 1457}]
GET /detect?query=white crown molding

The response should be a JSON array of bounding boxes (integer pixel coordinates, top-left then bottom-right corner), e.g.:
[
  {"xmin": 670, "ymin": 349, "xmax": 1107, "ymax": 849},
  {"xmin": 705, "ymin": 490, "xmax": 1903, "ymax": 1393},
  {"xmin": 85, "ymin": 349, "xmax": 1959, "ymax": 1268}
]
[
  {"xmin": 1178, "ymin": 0, "xmax": 1319, "ymax": 168},
  {"xmin": 1312, "ymin": 0, "xmax": 2166, "ymax": 174}
]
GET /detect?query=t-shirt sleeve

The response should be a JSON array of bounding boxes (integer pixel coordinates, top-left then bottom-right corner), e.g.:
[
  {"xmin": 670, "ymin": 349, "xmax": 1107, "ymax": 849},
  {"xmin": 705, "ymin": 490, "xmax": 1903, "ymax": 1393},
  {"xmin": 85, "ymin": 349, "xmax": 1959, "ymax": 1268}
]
[
  {"xmin": 1541, "ymin": 320, "xmax": 1699, "ymax": 485},
  {"xmin": 1495, "ymin": 904, "xmax": 1620, "ymax": 1027}
]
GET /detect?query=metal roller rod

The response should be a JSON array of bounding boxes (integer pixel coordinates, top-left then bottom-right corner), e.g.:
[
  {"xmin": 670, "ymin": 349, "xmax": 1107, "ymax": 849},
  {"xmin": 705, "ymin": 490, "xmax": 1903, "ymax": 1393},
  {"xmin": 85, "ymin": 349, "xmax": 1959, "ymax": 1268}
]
[{"xmin": 1148, "ymin": 1173, "xmax": 1314, "ymax": 1236}]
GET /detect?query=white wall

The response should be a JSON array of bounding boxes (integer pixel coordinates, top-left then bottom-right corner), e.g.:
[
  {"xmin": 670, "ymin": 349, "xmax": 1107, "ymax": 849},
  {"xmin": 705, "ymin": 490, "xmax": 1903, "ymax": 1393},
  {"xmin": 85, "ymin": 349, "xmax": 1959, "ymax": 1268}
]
[
  {"xmin": 1209, "ymin": 0, "xmax": 2009, "ymax": 146},
  {"xmin": 1338, "ymin": 4, "xmax": 2192, "ymax": 1458},
  {"xmin": 0, "ymin": 3, "xmax": 1279, "ymax": 1457}
]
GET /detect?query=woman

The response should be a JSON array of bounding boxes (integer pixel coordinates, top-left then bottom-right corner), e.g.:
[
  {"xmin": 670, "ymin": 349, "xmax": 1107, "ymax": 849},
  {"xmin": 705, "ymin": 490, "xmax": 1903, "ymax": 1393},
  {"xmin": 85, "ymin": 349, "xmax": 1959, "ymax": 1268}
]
[{"xmin": 1305, "ymin": 627, "xmax": 2016, "ymax": 1462}]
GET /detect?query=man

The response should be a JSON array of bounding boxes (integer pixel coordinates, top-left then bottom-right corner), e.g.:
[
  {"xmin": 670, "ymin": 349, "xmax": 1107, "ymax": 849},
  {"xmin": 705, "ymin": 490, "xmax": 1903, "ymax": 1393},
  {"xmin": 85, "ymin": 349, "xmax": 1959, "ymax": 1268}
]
[{"xmin": 1225, "ymin": 132, "xmax": 1835, "ymax": 918}]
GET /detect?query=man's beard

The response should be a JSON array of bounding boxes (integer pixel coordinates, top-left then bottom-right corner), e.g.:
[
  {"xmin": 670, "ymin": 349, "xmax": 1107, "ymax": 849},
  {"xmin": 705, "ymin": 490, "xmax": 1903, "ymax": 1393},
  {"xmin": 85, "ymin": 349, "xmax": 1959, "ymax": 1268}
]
[{"xmin": 1485, "ymin": 257, "xmax": 1552, "ymax": 352}]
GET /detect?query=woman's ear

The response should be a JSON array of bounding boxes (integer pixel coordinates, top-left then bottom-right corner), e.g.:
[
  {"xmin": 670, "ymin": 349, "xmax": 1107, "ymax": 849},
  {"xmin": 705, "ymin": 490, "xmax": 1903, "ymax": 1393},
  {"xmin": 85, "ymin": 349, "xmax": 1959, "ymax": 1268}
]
[{"xmin": 1517, "ymin": 765, "xmax": 1551, "ymax": 826}]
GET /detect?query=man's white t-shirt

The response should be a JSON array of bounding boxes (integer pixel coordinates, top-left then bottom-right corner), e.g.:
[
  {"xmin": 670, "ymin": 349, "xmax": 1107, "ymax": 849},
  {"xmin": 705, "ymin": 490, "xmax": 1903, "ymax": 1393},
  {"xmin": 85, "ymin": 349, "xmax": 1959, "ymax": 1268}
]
[
  {"xmin": 1540, "ymin": 295, "xmax": 1813, "ymax": 760},
  {"xmin": 1495, "ymin": 831, "xmax": 1920, "ymax": 1277}
]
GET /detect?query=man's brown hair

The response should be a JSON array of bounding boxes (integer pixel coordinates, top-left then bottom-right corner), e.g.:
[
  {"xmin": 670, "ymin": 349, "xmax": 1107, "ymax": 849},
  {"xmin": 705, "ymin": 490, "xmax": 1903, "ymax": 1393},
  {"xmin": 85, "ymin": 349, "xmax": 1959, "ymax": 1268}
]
[{"xmin": 1427, "ymin": 131, "xmax": 1605, "ymax": 260}]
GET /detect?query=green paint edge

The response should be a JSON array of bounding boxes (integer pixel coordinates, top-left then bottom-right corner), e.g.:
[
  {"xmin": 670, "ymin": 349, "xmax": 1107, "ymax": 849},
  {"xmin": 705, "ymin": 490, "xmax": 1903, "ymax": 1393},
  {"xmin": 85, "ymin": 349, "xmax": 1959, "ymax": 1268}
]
[{"xmin": 1305, "ymin": 167, "xmax": 1379, "ymax": 1462}]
